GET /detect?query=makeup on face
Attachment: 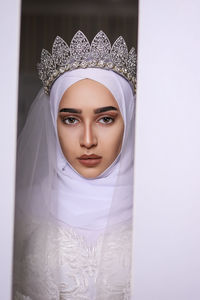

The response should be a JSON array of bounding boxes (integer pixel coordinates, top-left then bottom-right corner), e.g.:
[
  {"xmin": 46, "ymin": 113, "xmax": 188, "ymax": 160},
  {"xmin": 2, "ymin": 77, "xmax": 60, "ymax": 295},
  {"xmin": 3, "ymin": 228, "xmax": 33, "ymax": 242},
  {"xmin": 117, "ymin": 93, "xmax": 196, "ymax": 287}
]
[
  {"xmin": 59, "ymin": 106, "xmax": 117, "ymax": 114},
  {"xmin": 77, "ymin": 154, "xmax": 102, "ymax": 167},
  {"xmin": 57, "ymin": 79, "xmax": 124, "ymax": 178},
  {"xmin": 58, "ymin": 106, "xmax": 119, "ymax": 127}
]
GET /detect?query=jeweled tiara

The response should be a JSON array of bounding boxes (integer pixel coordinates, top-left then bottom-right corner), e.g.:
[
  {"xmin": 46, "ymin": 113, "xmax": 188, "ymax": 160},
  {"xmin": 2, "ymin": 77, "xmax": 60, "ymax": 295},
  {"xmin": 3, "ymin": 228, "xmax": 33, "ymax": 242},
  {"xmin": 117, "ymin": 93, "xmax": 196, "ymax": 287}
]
[{"xmin": 37, "ymin": 30, "xmax": 137, "ymax": 94}]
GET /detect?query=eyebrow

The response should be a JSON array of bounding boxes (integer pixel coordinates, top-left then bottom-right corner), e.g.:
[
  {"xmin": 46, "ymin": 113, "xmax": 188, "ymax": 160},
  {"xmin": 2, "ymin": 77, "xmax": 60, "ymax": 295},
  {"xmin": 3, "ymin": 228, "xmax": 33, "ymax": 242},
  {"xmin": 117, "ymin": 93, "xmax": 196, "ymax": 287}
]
[
  {"xmin": 59, "ymin": 108, "xmax": 81, "ymax": 113},
  {"xmin": 59, "ymin": 106, "xmax": 118, "ymax": 114},
  {"xmin": 94, "ymin": 106, "xmax": 118, "ymax": 114}
]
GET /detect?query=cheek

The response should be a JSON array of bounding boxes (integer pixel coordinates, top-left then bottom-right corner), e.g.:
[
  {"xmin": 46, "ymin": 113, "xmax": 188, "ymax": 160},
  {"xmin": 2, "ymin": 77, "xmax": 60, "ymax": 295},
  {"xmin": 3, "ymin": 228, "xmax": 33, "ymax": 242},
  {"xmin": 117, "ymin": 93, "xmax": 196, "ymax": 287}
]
[
  {"xmin": 57, "ymin": 124, "xmax": 78, "ymax": 159},
  {"xmin": 99, "ymin": 122, "xmax": 124, "ymax": 158},
  {"xmin": 112, "ymin": 126, "xmax": 124, "ymax": 155},
  {"xmin": 113, "ymin": 120, "xmax": 124, "ymax": 155}
]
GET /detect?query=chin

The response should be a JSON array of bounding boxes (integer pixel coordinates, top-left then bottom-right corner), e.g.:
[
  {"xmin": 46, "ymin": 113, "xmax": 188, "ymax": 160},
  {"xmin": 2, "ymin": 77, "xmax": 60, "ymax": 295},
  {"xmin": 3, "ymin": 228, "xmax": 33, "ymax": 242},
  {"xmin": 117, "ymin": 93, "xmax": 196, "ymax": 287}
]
[{"xmin": 76, "ymin": 167, "xmax": 103, "ymax": 179}]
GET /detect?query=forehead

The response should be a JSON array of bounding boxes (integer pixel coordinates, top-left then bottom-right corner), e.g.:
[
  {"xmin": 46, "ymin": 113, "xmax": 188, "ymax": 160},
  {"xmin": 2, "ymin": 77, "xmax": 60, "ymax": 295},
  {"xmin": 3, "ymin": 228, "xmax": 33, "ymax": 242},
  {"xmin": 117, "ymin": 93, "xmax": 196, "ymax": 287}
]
[{"xmin": 59, "ymin": 79, "xmax": 119, "ymax": 109}]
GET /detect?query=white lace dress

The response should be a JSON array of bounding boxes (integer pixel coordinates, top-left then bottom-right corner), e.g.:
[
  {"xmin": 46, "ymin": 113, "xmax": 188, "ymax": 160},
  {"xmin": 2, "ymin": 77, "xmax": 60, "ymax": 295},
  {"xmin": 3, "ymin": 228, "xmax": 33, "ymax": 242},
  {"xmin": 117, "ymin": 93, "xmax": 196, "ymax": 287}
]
[{"xmin": 14, "ymin": 221, "xmax": 132, "ymax": 300}]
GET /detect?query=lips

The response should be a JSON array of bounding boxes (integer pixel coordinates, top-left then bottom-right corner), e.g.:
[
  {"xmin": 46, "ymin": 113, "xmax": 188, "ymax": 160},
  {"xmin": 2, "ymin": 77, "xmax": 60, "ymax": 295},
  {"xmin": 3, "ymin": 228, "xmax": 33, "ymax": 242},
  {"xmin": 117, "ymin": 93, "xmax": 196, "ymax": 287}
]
[{"xmin": 78, "ymin": 154, "xmax": 102, "ymax": 167}]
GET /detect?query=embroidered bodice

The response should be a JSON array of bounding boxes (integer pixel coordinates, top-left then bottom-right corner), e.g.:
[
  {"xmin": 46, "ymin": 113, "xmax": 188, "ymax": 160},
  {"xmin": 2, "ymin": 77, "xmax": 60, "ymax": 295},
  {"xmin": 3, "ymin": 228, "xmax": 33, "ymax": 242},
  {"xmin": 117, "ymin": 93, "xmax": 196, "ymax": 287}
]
[{"xmin": 14, "ymin": 222, "xmax": 132, "ymax": 300}]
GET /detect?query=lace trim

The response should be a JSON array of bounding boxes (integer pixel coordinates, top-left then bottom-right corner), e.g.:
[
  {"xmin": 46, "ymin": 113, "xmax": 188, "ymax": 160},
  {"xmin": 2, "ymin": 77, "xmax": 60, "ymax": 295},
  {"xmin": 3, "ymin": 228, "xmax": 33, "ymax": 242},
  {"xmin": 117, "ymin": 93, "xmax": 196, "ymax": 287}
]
[{"xmin": 14, "ymin": 222, "xmax": 132, "ymax": 300}]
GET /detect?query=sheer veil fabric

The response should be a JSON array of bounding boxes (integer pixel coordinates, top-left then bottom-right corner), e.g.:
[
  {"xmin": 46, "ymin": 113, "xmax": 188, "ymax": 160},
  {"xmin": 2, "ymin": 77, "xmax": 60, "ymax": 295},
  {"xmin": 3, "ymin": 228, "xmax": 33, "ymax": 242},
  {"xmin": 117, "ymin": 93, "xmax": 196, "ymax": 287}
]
[{"xmin": 13, "ymin": 68, "xmax": 135, "ymax": 300}]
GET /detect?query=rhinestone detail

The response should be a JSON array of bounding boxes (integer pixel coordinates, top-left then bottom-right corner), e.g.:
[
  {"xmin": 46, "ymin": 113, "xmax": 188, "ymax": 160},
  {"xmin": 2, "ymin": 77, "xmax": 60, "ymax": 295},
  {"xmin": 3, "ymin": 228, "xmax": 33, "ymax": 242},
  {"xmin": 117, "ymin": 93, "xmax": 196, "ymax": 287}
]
[
  {"xmin": 52, "ymin": 36, "xmax": 70, "ymax": 66},
  {"xmin": 127, "ymin": 47, "xmax": 137, "ymax": 78},
  {"xmin": 91, "ymin": 31, "xmax": 111, "ymax": 61},
  {"xmin": 37, "ymin": 31, "xmax": 137, "ymax": 94},
  {"xmin": 111, "ymin": 36, "xmax": 128, "ymax": 68},
  {"xmin": 70, "ymin": 31, "xmax": 90, "ymax": 62}
]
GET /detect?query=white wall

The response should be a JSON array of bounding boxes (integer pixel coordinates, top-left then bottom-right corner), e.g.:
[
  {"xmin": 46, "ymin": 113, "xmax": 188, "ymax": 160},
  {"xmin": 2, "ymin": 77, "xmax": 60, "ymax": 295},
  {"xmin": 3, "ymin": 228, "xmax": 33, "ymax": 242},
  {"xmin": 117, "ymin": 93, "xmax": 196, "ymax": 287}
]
[
  {"xmin": 133, "ymin": 1, "xmax": 200, "ymax": 299},
  {"xmin": 0, "ymin": 1, "xmax": 21, "ymax": 299}
]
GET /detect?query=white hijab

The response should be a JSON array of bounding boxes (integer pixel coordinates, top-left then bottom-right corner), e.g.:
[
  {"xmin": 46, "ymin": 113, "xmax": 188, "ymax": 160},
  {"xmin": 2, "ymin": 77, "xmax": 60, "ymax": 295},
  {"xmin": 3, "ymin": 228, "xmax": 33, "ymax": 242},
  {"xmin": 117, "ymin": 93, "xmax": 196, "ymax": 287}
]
[
  {"xmin": 14, "ymin": 68, "xmax": 136, "ymax": 300},
  {"xmin": 49, "ymin": 68, "xmax": 135, "ymax": 230}
]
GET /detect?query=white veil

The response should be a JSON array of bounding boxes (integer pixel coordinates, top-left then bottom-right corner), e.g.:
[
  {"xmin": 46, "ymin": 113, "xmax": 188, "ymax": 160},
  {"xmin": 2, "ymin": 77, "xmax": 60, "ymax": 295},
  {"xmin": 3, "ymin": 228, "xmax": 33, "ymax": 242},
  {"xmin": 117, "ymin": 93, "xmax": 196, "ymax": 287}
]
[{"xmin": 13, "ymin": 68, "xmax": 135, "ymax": 300}]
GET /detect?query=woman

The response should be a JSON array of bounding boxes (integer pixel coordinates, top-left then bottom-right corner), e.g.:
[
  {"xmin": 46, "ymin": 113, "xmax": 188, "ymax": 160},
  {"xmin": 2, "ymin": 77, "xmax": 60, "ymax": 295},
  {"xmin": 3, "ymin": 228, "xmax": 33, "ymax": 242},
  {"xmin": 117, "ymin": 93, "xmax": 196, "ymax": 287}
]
[{"xmin": 13, "ymin": 31, "xmax": 136, "ymax": 300}]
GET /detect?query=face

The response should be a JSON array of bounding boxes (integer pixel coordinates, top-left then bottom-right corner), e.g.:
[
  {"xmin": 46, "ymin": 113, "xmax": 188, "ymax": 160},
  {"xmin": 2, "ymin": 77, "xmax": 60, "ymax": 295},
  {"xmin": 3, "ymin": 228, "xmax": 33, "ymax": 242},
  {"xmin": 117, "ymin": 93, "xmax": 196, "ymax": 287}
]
[{"xmin": 57, "ymin": 79, "xmax": 124, "ymax": 178}]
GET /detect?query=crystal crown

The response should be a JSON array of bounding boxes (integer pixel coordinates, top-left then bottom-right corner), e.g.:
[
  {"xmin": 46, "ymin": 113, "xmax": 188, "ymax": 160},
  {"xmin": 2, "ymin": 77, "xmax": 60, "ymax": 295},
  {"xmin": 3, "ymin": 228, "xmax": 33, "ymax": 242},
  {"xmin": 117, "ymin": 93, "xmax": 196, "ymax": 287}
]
[{"xmin": 37, "ymin": 30, "xmax": 137, "ymax": 94}]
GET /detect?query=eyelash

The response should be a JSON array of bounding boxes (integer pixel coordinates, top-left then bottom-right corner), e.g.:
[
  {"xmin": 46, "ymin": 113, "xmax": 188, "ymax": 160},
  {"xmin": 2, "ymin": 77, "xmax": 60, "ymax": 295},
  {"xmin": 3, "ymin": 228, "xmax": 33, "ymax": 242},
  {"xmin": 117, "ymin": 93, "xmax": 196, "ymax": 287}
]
[
  {"xmin": 62, "ymin": 117, "xmax": 79, "ymax": 125},
  {"xmin": 62, "ymin": 116, "xmax": 115, "ymax": 126},
  {"xmin": 97, "ymin": 116, "xmax": 114, "ymax": 124}
]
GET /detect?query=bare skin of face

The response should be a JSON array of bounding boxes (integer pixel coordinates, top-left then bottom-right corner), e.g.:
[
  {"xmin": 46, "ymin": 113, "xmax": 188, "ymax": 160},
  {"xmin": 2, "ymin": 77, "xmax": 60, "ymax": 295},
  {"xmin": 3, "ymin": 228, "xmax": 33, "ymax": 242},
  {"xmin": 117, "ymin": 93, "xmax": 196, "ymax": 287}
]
[{"xmin": 57, "ymin": 78, "xmax": 124, "ymax": 179}]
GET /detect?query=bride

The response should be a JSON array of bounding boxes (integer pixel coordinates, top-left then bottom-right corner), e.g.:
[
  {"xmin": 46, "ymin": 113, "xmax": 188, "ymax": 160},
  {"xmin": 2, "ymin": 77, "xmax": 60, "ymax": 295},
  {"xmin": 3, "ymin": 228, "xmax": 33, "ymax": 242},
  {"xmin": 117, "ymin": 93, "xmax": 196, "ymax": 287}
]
[{"xmin": 13, "ymin": 31, "xmax": 136, "ymax": 300}]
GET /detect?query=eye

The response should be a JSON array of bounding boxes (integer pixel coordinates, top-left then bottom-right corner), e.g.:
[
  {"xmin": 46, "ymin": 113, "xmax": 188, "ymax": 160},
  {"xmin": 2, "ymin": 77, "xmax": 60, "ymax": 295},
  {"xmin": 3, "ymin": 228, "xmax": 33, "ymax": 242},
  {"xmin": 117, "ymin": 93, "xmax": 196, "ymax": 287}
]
[
  {"xmin": 63, "ymin": 117, "xmax": 79, "ymax": 125},
  {"xmin": 98, "ymin": 116, "xmax": 114, "ymax": 124}
]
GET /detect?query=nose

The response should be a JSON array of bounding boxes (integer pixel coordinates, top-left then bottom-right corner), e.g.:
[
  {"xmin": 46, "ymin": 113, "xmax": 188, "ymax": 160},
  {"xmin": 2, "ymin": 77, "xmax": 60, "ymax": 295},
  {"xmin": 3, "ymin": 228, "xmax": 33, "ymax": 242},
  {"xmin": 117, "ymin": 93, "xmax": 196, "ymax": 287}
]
[{"xmin": 80, "ymin": 122, "xmax": 97, "ymax": 149}]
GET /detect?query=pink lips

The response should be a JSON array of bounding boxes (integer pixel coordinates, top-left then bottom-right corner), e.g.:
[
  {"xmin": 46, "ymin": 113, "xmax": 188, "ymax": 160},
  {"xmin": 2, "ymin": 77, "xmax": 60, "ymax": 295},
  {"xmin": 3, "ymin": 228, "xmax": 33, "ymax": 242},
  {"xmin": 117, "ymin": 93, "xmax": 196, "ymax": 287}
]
[{"xmin": 78, "ymin": 154, "xmax": 102, "ymax": 167}]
